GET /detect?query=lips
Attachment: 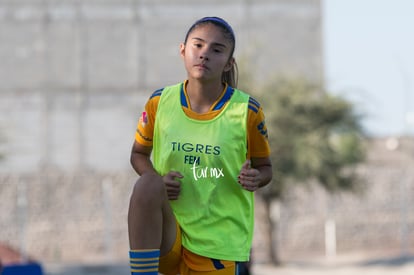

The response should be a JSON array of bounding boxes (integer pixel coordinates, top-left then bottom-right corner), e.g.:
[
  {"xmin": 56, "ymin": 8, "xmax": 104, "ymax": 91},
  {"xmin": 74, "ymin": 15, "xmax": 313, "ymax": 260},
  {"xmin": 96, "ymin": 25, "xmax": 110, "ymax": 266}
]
[{"xmin": 195, "ymin": 63, "xmax": 209, "ymax": 70}]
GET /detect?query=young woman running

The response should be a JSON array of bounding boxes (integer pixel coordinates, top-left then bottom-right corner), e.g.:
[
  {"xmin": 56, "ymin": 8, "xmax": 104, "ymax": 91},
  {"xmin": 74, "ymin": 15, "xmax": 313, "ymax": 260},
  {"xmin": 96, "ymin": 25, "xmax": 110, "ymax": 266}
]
[{"xmin": 128, "ymin": 16, "xmax": 272, "ymax": 275}]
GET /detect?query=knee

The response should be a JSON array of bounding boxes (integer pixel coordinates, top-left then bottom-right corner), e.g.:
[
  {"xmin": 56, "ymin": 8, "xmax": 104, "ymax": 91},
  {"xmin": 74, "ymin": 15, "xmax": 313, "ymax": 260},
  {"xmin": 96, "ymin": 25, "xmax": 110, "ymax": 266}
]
[{"xmin": 130, "ymin": 173, "xmax": 165, "ymax": 208}]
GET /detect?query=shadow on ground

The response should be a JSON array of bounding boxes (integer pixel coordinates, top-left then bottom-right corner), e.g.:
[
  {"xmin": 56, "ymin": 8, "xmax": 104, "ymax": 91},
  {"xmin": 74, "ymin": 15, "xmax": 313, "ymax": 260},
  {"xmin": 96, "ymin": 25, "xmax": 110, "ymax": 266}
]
[
  {"xmin": 358, "ymin": 254, "xmax": 414, "ymax": 267},
  {"xmin": 45, "ymin": 264, "xmax": 129, "ymax": 275}
]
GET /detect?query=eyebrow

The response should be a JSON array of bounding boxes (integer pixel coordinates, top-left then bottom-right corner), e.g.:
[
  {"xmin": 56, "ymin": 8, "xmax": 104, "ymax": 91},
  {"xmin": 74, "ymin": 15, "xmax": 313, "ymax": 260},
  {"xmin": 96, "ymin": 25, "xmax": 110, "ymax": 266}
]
[{"xmin": 191, "ymin": 37, "xmax": 227, "ymax": 48}]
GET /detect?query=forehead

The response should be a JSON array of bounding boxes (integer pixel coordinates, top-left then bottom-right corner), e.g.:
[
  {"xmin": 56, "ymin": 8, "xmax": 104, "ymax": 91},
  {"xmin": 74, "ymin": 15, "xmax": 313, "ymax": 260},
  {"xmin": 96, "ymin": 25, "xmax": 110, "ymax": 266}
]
[{"xmin": 187, "ymin": 23, "xmax": 232, "ymax": 45}]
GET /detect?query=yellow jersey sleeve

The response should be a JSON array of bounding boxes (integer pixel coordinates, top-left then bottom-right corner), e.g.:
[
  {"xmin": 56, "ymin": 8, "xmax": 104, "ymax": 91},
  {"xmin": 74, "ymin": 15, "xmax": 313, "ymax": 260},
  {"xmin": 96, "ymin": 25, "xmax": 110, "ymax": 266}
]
[
  {"xmin": 134, "ymin": 90, "xmax": 160, "ymax": 147},
  {"xmin": 247, "ymin": 103, "xmax": 271, "ymax": 159}
]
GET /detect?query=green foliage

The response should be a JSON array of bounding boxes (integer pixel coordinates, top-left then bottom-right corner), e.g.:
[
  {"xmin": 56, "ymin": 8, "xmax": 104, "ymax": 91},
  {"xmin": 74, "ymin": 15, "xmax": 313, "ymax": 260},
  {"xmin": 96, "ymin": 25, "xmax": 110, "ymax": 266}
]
[{"xmin": 254, "ymin": 76, "xmax": 366, "ymax": 200}]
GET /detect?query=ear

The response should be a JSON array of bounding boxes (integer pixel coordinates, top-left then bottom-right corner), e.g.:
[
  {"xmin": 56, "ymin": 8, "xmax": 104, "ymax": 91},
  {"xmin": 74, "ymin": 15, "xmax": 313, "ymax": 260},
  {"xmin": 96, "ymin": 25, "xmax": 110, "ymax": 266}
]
[
  {"xmin": 224, "ymin": 57, "xmax": 235, "ymax": 72},
  {"xmin": 180, "ymin": 43, "xmax": 186, "ymax": 58}
]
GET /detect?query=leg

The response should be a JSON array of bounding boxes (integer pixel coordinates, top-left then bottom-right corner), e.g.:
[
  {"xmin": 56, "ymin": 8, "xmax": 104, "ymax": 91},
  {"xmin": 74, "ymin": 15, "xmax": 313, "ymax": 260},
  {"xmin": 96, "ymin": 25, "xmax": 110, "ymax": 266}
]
[
  {"xmin": 128, "ymin": 173, "xmax": 177, "ymax": 274},
  {"xmin": 128, "ymin": 172, "xmax": 176, "ymax": 253}
]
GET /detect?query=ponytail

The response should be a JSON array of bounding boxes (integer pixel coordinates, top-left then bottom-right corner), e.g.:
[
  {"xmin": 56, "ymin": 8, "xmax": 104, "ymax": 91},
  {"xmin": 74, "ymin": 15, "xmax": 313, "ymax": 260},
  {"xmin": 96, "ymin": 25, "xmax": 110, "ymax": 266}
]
[{"xmin": 223, "ymin": 60, "xmax": 238, "ymax": 88}]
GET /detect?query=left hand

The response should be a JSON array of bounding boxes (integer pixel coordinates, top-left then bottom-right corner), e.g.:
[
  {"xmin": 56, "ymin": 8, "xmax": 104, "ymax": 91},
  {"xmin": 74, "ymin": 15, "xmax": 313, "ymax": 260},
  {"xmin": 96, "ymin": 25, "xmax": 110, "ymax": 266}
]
[{"xmin": 238, "ymin": 160, "xmax": 261, "ymax": 192}]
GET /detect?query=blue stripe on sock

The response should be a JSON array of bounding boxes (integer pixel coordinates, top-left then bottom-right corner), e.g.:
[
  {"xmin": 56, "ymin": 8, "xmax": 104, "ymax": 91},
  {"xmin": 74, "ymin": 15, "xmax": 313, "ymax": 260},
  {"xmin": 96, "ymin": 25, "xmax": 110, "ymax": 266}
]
[{"xmin": 129, "ymin": 249, "xmax": 160, "ymax": 258}]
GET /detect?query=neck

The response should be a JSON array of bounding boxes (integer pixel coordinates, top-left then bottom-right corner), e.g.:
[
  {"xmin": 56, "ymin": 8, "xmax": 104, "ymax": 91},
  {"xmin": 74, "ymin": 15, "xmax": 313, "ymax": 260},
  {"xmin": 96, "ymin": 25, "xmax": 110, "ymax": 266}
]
[{"xmin": 185, "ymin": 80, "xmax": 225, "ymax": 114}]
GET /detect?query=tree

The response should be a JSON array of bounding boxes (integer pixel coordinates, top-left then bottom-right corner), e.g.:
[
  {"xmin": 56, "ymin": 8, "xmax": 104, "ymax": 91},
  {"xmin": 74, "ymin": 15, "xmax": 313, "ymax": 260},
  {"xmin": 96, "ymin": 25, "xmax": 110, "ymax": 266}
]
[{"xmin": 245, "ymin": 76, "xmax": 366, "ymax": 264}]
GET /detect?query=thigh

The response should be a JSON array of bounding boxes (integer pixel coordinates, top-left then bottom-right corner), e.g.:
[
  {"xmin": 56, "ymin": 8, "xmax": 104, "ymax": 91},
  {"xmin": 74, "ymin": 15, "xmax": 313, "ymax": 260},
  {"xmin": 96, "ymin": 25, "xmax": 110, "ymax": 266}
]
[
  {"xmin": 129, "ymin": 172, "xmax": 177, "ymax": 252},
  {"xmin": 160, "ymin": 197, "xmax": 177, "ymax": 255},
  {"xmin": 159, "ymin": 222, "xmax": 182, "ymax": 275}
]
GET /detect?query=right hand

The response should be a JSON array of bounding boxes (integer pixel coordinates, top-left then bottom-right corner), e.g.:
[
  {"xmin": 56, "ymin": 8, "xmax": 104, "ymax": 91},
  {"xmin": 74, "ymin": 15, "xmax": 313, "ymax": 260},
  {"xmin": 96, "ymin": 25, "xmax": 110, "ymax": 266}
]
[{"xmin": 163, "ymin": 171, "xmax": 183, "ymax": 200}]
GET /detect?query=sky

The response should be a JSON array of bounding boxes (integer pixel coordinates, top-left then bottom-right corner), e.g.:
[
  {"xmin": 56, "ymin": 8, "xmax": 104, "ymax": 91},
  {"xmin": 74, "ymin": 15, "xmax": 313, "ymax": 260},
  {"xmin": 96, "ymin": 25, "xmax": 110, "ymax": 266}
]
[{"xmin": 323, "ymin": 0, "xmax": 414, "ymax": 137}]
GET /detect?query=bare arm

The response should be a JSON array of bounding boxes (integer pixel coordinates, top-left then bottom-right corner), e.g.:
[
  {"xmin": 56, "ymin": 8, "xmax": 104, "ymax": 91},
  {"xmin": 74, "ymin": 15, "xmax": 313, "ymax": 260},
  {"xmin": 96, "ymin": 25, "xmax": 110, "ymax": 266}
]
[
  {"xmin": 238, "ymin": 157, "xmax": 272, "ymax": 192},
  {"xmin": 130, "ymin": 140, "xmax": 156, "ymax": 176},
  {"xmin": 130, "ymin": 140, "xmax": 183, "ymax": 200}
]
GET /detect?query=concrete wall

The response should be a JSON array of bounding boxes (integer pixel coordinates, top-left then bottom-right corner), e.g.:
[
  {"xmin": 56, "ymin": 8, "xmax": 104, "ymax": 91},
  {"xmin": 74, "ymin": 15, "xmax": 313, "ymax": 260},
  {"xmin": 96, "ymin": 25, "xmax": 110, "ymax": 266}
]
[{"xmin": 0, "ymin": 0, "xmax": 322, "ymax": 174}]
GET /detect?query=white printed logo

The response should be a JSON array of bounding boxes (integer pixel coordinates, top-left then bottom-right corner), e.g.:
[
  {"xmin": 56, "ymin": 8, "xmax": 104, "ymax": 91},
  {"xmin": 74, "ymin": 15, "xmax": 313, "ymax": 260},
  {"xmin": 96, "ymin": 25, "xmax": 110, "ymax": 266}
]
[{"xmin": 191, "ymin": 161, "xmax": 224, "ymax": 181}]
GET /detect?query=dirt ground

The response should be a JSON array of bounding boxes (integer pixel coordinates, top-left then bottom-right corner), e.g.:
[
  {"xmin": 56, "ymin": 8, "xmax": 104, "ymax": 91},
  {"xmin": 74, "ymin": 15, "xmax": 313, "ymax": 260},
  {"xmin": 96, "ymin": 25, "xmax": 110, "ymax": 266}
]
[
  {"xmin": 42, "ymin": 252, "xmax": 414, "ymax": 275},
  {"xmin": 252, "ymin": 252, "xmax": 414, "ymax": 275}
]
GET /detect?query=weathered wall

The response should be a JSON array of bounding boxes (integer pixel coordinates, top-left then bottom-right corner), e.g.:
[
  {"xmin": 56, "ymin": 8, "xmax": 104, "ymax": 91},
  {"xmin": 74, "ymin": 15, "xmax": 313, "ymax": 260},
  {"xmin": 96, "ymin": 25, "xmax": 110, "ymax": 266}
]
[{"xmin": 0, "ymin": 0, "xmax": 322, "ymax": 174}]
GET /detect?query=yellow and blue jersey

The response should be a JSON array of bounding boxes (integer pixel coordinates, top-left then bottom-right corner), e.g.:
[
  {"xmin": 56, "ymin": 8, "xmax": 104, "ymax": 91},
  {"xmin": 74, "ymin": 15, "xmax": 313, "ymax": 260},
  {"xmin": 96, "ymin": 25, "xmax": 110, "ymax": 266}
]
[{"xmin": 135, "ymin": 80, "xmax": 270, "ymax": 159}]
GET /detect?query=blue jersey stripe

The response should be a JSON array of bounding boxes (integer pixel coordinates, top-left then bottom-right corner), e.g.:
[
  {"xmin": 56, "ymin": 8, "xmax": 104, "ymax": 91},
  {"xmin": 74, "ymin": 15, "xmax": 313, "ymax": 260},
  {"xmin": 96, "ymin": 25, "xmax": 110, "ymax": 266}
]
[
  {"xmin": 248, "ymin": 97, "xmax": 260, "ymax": 108},
  {"xmin": 248, "ymin": 104, "xmax": 259, "ymax": 113},
  {"xmin": 150, "ymin": 88, "xmax": 164, "ymax": 99},
  {"xmin": 248, "ymin": 96, "xmax": 260, "ymax": 113},
  {"xmin": 213, "ymin": 86, "xmax": 234, "ymax": 111},
  {"xmin": 180, "ymin": 83, "xmax": 189, "ymax": 108}
]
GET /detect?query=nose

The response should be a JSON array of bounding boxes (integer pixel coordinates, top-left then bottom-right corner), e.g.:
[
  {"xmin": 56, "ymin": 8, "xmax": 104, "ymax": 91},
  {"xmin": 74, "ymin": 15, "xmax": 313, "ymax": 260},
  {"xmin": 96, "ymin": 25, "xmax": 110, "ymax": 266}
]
[
  {"xmin": 200, "ymin": 54, "xmax": 209, "ymax": 60},
  {"xmin": 199, "ymin": 49, "xmax": 209, "ymax": 60}
]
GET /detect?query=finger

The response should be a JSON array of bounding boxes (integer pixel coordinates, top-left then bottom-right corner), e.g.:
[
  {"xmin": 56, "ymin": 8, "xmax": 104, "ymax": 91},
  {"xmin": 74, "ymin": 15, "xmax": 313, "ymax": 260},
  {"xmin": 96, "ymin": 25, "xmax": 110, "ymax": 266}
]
[
  {"xmin": 169, "ymin": 190, "xmax": 180, "ymax": 199},
  {"xmin": 239, "ymin": 176, "xmax": 259, "ymax": 191},
  {"xmin": 244, "ymin": 181, "xmax": 259, "ymax": 191},
  {"xmin": 164, "ymin": 172, "xmax": 183, "ymax": 187},
  {"xmin": 241, "ymin": 159, "xmax": 251, "ymax": 171},
  {"xmin": 240, "ymin": 183, "xmax": 257, "ymax": 192},
  {"xmin": 168, "ymin": 193, "xmax": 179, "ymax": 200},
  {"xmin": 166, "ymin": 185, "xmax": 180, "ymax": 199},
  {"xmin": 169, "ymin": 171, "xmax": 184, "ymax": 179}
]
